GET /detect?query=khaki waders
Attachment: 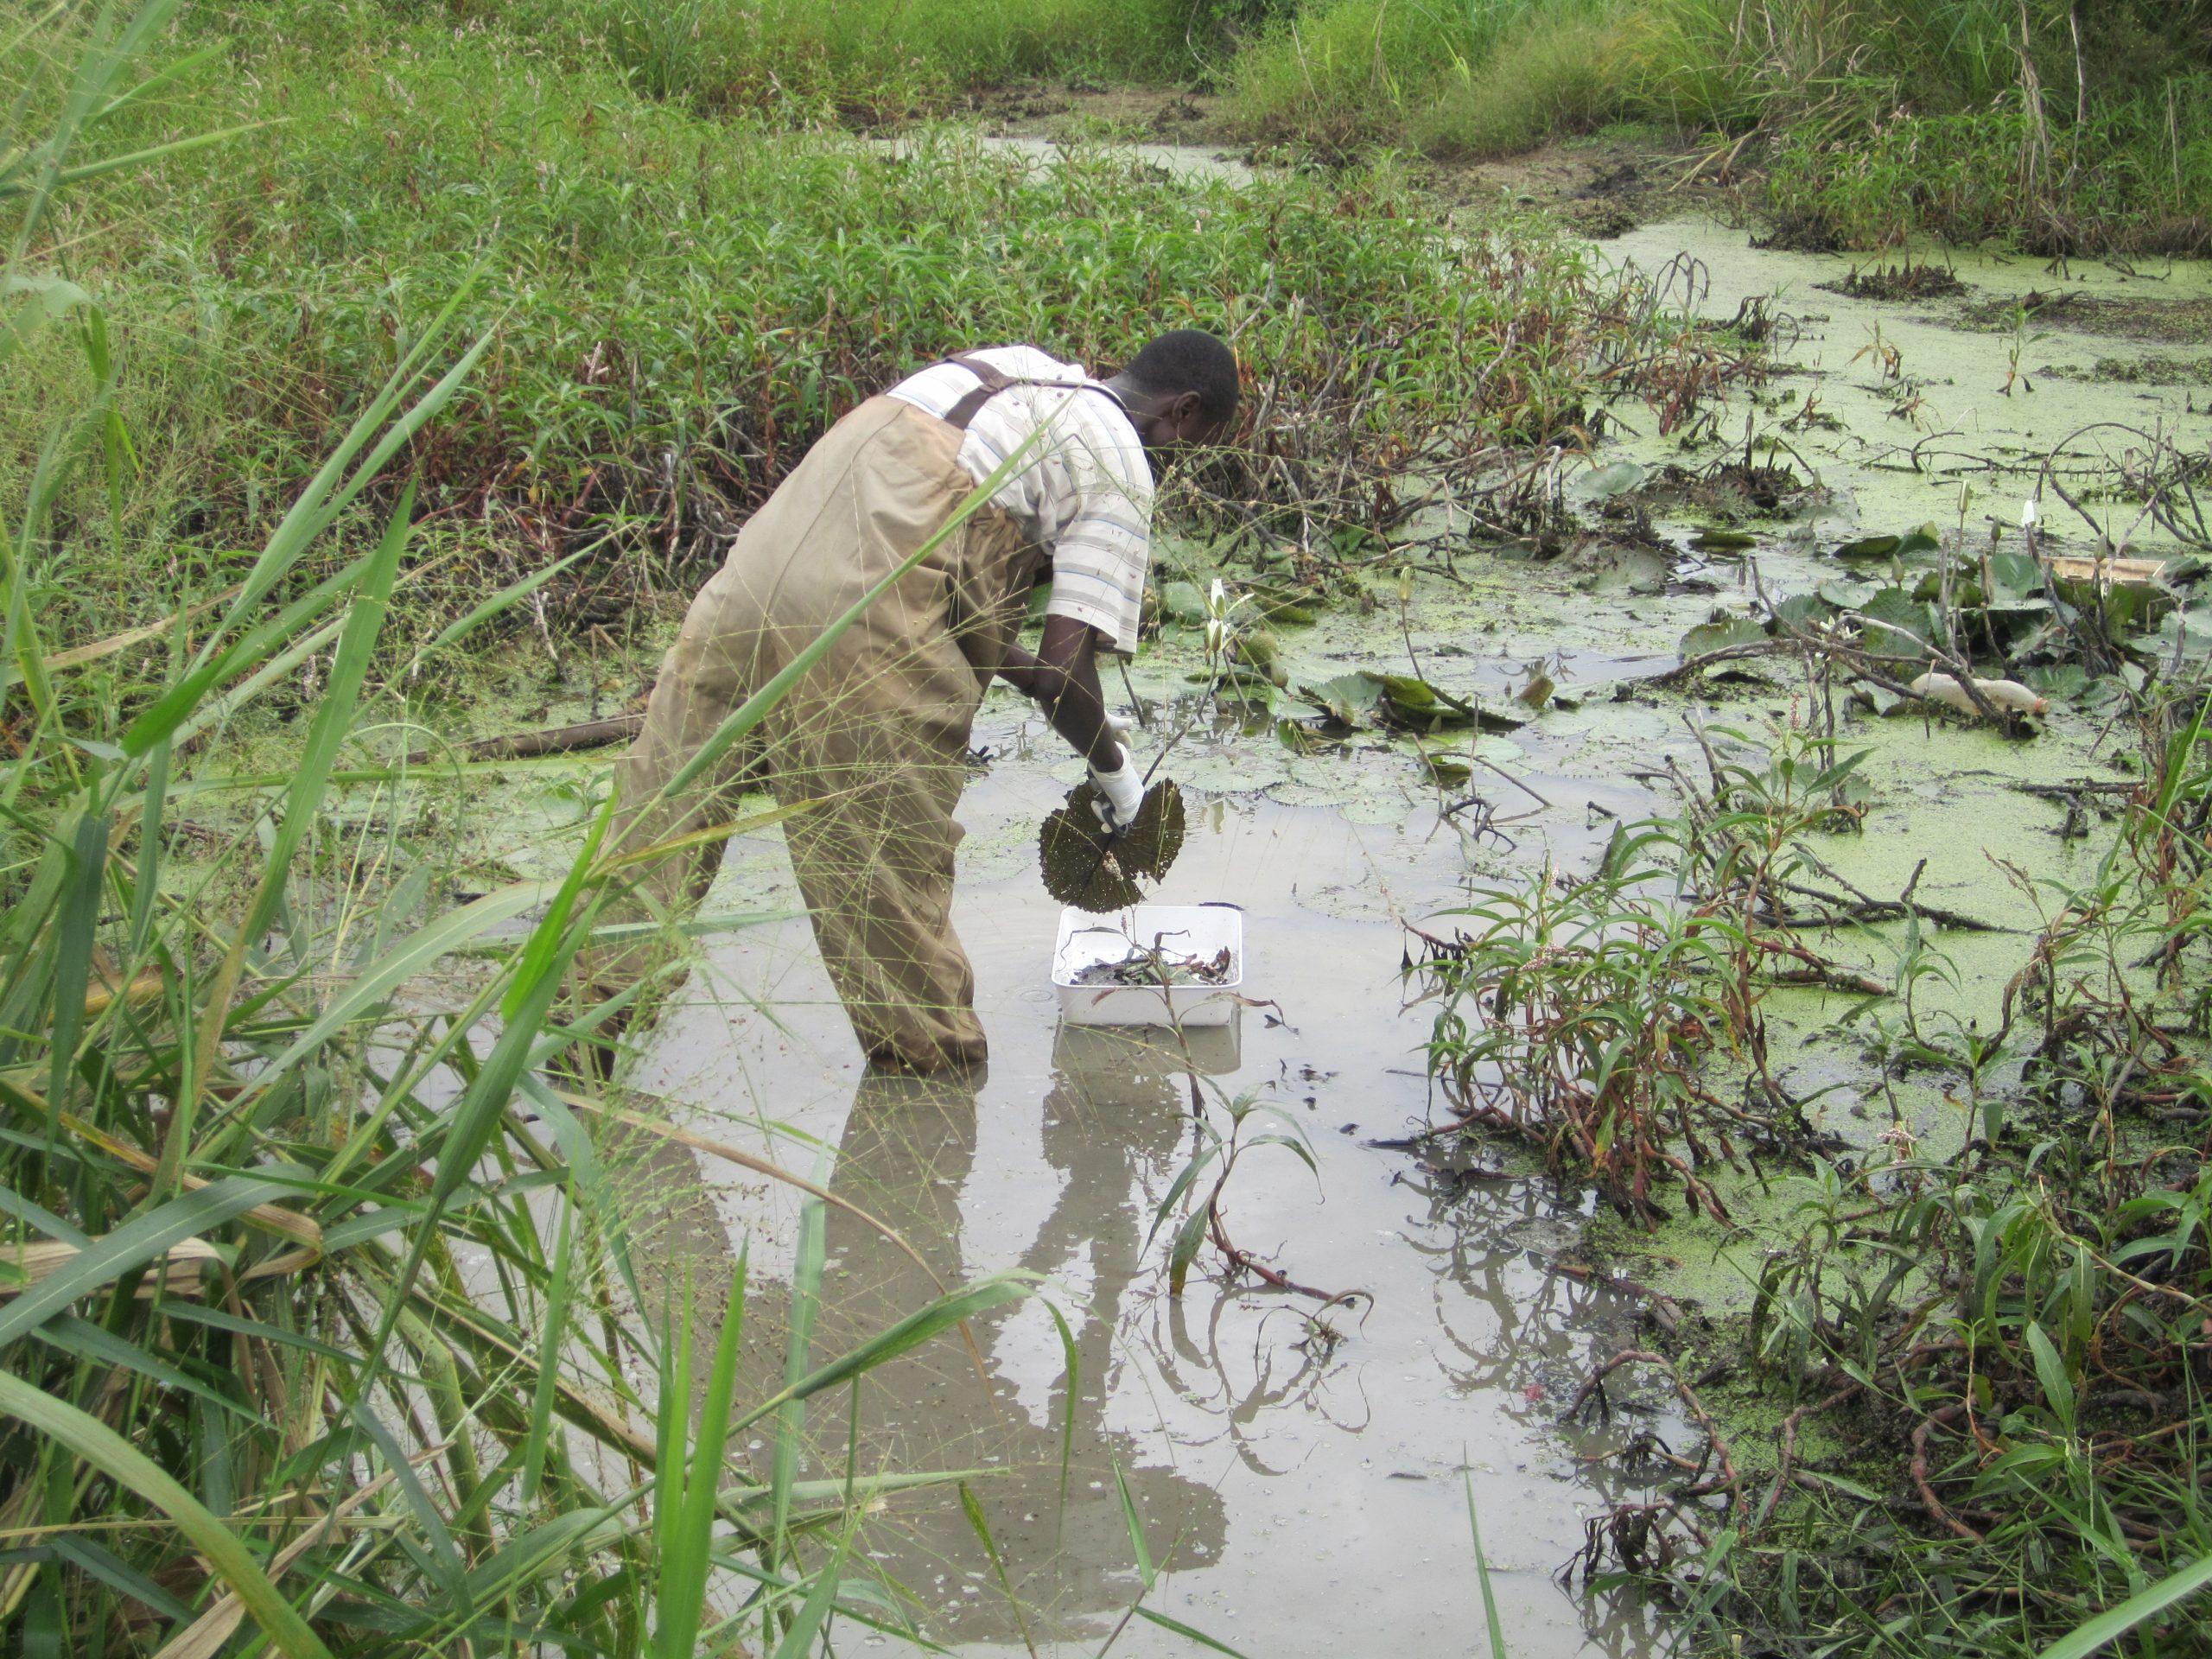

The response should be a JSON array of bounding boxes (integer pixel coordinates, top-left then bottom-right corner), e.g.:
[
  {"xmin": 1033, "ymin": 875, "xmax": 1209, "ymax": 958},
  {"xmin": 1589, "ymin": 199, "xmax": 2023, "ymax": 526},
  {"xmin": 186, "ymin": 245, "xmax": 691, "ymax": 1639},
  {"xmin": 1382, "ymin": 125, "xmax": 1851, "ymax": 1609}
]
[{"xmin": 594, "ymin": 396, "xmax": 1046, "ymax": 1071}]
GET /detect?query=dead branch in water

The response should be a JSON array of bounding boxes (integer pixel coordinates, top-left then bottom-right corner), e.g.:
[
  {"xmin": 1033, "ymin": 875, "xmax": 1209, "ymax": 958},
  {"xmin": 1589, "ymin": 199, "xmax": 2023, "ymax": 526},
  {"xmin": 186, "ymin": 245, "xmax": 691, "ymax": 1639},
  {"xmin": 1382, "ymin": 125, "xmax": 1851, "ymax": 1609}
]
[{"xmin": 406, "ymin": 714, "xmax": 645, "ymax": 766}]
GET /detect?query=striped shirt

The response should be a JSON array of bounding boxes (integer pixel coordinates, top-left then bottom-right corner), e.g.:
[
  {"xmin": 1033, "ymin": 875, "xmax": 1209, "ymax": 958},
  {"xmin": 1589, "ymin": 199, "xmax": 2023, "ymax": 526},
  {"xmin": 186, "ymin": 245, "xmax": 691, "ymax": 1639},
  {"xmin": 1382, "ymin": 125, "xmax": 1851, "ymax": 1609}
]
[{"xmin": 887, "ymin": 346, "xmax": 1154, "ymax": 655}]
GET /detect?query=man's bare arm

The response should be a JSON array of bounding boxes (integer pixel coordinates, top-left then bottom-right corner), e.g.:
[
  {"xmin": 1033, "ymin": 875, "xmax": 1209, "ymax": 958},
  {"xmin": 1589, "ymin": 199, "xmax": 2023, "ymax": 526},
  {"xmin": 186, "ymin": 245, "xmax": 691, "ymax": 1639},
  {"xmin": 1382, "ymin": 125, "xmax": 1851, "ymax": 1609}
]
[{"xmin": 999, "ymin": 614, "xmax": 1117, "ymax": 770}]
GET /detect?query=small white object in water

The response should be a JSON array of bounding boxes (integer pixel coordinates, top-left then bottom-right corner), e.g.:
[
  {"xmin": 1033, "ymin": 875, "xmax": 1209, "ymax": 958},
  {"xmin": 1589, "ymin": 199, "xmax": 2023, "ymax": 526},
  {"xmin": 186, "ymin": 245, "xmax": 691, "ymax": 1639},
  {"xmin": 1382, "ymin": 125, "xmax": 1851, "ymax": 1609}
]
[
  {"xmin": 2021, "ymin": 497, "xmax": 2039, "ymax": 529},
  {"xmin": 1908, "ymin": 671, "xmax": 2048, "ymax": 716}
]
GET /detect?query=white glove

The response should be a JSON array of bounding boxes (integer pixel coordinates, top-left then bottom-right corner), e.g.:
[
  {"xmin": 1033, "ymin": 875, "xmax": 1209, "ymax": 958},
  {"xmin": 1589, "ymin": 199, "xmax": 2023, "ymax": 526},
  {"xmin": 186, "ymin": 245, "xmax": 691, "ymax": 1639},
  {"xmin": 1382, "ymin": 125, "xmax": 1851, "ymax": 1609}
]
[{"xmin": 1089, "ymin": 741, "xmax": 1146, "ymax": 836}]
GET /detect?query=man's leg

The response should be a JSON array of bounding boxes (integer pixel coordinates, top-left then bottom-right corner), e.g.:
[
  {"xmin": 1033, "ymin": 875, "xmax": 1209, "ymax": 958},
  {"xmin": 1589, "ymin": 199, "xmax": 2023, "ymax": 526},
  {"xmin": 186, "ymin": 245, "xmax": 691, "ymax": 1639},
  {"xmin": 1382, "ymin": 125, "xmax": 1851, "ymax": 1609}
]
[
  {"xmin": 775, "ymin": 714, "xmax": 986, "ymax": 1072},
  {"xmin": 585, "ymin": 565, "xmax": 762, "ymax": 1001}
]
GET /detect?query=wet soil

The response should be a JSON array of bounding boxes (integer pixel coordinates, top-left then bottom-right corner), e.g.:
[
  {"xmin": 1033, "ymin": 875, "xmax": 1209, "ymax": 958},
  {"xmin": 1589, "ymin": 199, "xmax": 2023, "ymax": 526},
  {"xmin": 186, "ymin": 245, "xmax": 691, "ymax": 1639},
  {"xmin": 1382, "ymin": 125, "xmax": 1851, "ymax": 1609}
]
[
  {"xmin": 972, "ymin": 86, "xmax": 1707, "ymax": 240},
  {"xmin": 1960, "ymin": 285, "xmax": 2212, "ymax": 346},
  {"xmin": 969, "ymin": 86, "xmax": 1240, "ymax": 149}
]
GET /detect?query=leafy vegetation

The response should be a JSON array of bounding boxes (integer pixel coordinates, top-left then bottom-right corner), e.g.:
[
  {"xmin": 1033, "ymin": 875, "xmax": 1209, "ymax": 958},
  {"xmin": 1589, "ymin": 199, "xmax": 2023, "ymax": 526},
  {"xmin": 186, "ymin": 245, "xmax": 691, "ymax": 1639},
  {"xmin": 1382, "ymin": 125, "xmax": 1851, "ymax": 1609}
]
[
  {"xmin": 11, "ymin": 0, "xmax": 1756, "ymax": 664},
  {"xmin": 1416, "ymin": 676, "xmax": 2212, "ymax": 1649},
  {"xmin": 0, "ymin": 7, "xmax": 1110, "ymax": 1652},
  {"xmin": 1229, "ymin": 0, "xmax": 2212, "ymax": 250}
]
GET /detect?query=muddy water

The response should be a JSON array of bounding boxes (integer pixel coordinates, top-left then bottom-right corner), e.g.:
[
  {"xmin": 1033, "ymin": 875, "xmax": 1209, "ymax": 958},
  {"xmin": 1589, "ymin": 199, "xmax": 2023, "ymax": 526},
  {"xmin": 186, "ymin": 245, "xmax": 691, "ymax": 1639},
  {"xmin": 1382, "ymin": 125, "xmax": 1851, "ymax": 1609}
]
[
  {"xmin": 594, "ymin": 196, "xmax": 2212, "ymax": 1653},
  {"xmin": 1605, "ymin": 214, "xmax": 2212, "ymax": 541},
  {"xmin": 625, "ymin": 692, "xmax": 1683, "ymax": 1654}
]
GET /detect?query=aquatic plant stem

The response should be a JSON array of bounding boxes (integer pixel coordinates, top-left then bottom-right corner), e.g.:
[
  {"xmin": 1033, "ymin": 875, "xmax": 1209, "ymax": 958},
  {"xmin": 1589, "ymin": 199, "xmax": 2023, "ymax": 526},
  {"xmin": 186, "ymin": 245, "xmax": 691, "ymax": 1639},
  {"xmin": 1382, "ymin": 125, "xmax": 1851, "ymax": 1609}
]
[{"xmin": 1563, "ymin": 1349, "xmax": 1747, "ymax": 1525}]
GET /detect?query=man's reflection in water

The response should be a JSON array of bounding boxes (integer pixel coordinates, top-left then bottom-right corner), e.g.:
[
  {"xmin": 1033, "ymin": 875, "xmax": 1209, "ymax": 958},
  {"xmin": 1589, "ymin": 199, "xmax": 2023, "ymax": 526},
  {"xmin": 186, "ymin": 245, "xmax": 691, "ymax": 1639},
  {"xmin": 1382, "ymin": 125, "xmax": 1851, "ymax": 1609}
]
[{"xmin": 811, "ymin": 1029, "xmax": 1230, "ymax": 1647}]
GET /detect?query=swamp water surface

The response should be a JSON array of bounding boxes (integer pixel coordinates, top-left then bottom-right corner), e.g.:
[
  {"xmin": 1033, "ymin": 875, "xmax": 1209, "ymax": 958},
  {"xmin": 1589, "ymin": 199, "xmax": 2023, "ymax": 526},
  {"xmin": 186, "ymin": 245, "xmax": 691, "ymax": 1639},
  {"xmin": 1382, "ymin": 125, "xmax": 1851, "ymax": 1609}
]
[
  {"xmin": 625, "ymin": 727, "xmax": 1668, "ymax": 1656},
  {"xmin": 521, "ymin": 204, "xmax": 2212, "ymax": 1652}
]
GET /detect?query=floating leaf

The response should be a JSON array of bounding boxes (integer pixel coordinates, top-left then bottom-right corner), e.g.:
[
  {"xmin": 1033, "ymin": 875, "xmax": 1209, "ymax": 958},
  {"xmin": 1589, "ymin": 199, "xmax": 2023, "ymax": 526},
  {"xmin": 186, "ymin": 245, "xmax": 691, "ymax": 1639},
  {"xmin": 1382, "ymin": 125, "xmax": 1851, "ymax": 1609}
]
[
  {"xmin": 1297, "ymin": 672, "xmax": 1384, "ymax": 728},
  {"xmin": 1160, "ymin": 581, "xmax": 1208, "ymax": 626},
  {"xmin": 1370, "ymin": 671, "xmax": 1477, "ymax": 731},
  {"xmin": 1579, "ymin": 460, "xmax": 1647, "ymax": 500},
  {"xmin": 1692, "ymin": 526, "xmax": 1757, "ymax": 551},
  {"xmin": 1818, "ymin": 578, "xmax": 1878, "ymax": 609},
  {"xmin": 1835, "ymin": 524, "xmax": 1941, "ymax": 562},
  {"xmin": 1420, "ymin": 750, "xmax": 1472, "ymax": 787},
  {"xmin": 1989, "ymin": 548, "xmax": 2042, "ymax": 597},
  {"xmin": 1678, "ymin": 616, "xmax": 1768, "ymax": 660},
  {"xmin": 1832, "ymin": 533, "xmax": 1901, "ymax": 562},
  {"xmin": 1039, "ymin": 781, "xmax": 1186, "ymax": 910},
  {"xmin": 1592, "ymin": 550, "xmax": 1670, "ymax": 595},
  {"xmin": 1771, "ymin": 593, "xmax": 1834, "ymax": 632}
]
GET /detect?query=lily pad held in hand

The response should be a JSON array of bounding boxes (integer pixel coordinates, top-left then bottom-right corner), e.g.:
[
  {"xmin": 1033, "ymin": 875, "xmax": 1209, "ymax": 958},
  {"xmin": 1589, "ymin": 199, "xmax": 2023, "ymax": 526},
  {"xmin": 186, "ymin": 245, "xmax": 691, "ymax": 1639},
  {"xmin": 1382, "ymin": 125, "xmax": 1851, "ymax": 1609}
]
[{"xmin": 1039, "ymin": 779, "xmax": 1187, "ymax": 910}]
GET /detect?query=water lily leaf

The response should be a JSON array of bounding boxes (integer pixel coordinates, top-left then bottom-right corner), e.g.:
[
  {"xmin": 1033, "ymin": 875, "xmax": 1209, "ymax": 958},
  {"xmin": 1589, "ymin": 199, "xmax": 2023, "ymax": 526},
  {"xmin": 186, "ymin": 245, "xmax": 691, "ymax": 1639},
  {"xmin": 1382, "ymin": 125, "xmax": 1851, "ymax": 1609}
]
[
  {"xmin": 1989, "ymin": 549, "xmax": 2042, "ymax": 597},
  {"xmin": 1419, "ymin": 750, "xmax": 1472, "ymax": 787},
  {"xmin": 1678, "ymin": 616, "xmax": 1768, "ymax": 660},
  {"xmin": 1692, "ymin": 526, "xmax": 1758, "ymax": 551},
  {"xmin": 1772, "ymin": 593, "xmax": 1835, "ymax": 632},
  {"xmin": 1857, "ymin": 587, "xmax": 1938, "ymax": 655},
  {"xmin": 2019, "ymin": 664, "xmax": 2091, "ymax": 702},
  {"xmin": 1818, "ymin": 578, "xmax": 1878, "ymax": 609},
  {"xmin": 1160, "ymin": 581, "xmax": 1207, "ymax": 626},
  {"xmin": 1579, "ymin": 460, "xmax": 1647, "ymax": 500},
  {"xmin": 1370, "ymin": 671, "xmax": 1476, "ymax": 730},
  {"xmin": 1296, "ymin": 672, "xmax": 1384, "ymax": 728},
  {"xmin": 1835, "ymin": 524, "xmax": 1941, "ymax": 563},
  {"xmin": 1276, "ymin": 717, "xmax": 1345, "ymax": 753},
  {"xmin": 1592, "ymin": 550, "xmax": 1670, "ymax": 594},
  {"xmin": 1832, "ymin": 533, "xmax": 1900, "ymax": 562}
]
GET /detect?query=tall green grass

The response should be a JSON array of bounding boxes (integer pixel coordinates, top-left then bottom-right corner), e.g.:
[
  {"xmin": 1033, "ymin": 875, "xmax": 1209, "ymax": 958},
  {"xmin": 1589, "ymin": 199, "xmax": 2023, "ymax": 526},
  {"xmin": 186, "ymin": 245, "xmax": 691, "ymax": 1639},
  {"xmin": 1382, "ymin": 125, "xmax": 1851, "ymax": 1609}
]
[
  {"xmin": 1493, "ymin": 695, "xmax": 2212, "ymax": 1652},
  {"xmin": 1227, "ymin": 0, "xmax": 1629, "ymax": 155},
  {"xmin": 0, "ymin": 5, "xmax": 1113, "ymax": 1651},
  {"xmin": 496, "ymin": 0, "xmax": 1204, "ymax": 111},
  {"xmin": 1227, "ymin": 0, "xmax": 2212, "ymax": 246},
  {"xmin": 6, "ymin": 0, "xmax": 1725, "ymax": 658}
]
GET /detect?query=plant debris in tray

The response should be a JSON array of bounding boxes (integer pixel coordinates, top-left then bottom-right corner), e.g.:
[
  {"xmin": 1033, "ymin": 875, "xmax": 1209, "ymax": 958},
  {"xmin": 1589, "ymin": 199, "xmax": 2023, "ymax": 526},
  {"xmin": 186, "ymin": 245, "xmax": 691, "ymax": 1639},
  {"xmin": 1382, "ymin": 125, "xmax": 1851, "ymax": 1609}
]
[{"xmin": 1068, "ymin": 945, "xmax": 1235, "ymax": 988}]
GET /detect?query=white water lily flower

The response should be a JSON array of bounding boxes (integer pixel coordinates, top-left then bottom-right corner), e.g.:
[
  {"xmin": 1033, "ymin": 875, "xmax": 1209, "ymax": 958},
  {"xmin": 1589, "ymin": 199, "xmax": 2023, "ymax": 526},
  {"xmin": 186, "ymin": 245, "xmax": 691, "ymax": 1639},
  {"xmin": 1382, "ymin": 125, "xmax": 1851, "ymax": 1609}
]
[{"xmin": 2021, "ymin": 497, "xmax": 2039, "ymax": 529}]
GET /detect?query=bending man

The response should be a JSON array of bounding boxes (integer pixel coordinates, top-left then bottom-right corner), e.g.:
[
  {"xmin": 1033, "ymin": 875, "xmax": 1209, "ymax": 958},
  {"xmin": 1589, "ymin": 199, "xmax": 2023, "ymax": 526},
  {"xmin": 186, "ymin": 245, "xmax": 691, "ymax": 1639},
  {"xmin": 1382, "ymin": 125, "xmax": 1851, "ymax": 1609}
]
[{"xmin": 596, "ymin": 331, "xmax": 1239, "ymax": 1071}]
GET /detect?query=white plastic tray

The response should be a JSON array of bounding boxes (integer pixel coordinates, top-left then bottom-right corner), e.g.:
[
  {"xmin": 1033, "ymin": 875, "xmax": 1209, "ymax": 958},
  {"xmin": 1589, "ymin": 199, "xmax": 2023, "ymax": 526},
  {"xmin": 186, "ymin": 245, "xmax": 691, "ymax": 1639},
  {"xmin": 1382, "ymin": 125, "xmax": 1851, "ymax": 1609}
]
[{"xmin": 1052, "ymin": 904, "xmax": 1243, "ymax": 1028}]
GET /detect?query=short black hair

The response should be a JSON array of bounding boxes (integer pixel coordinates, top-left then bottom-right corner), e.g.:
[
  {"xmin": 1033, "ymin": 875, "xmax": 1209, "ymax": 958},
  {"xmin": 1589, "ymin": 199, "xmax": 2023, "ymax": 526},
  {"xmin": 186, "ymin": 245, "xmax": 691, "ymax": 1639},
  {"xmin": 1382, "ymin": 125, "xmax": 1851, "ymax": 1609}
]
[{"xmin": 1122, "ymin": 329, "xmax": 1239, "ymax": 428}]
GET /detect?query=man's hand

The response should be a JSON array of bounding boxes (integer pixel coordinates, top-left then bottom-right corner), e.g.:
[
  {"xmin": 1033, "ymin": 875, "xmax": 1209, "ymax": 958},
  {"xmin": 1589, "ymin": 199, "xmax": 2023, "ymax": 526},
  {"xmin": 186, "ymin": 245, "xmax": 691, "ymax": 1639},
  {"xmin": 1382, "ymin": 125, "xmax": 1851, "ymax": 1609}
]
[{"xmin": 1089, "ymin": 741, "xmax": 1145, "ymax": 836}]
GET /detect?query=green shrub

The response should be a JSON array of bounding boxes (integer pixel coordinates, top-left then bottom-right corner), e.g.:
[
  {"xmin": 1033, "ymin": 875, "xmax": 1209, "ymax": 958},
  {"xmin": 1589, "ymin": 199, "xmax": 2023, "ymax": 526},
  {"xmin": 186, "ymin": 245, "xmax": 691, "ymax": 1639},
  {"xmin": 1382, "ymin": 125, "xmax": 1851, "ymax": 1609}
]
[
  {"xmin": 16, "ymin": 1, "xmax": 1726, "ymax": 648},
  {"xmin": 1230, "ymin": 0, "xmax": 1625, "ymax": 149},
  {"xmin": 1410, "ymin": 5, "xmax": 1634, "ymax": 156},
  {"xmin": 465, "ymin": 0, "xmax": 1203, "ymax": 110}
]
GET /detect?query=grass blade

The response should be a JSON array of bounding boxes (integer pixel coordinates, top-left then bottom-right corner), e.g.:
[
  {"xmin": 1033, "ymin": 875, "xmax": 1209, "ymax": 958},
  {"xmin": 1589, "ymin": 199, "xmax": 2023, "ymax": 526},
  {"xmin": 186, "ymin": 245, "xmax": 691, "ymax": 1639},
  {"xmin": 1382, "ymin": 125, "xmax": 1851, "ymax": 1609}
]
[
  {"xmin": 959, "ymin": 1482, "xmax": 1039, "ymax": 1659},
  {"xmin": 2037, "ymin": 1550, "xmax": 2212, "ymax": 1659},
  {"xmin": 1131, "ymin": 1605, "xmax": 1252, "ymax": 1657},
  {"xmin": 0, "ymin": 1368, "xmax": 333, "ymax": 1659},
  {"xmin": 732, "ymin": 1276, "xmax": 1033, "ymax": 1437},
  {"xmin": 168, "ymin": 485, "xmax": 416, "ymax": 1185},
  {"xmin": 773, "ymin": 1181, "xmax": 829, "ymax": 1571},
  {"xmin": 768, "ymin": 1497, "xmax": 864, "ymax": 1659},
  {"xmin": 519, "ymin": 1198, "xmax": 575, "ymax": 1507},
  {"xmin": 1113, "ymin": 1455, "xmax": 1153, "ymax": 1589},
  {"xmin": 43, "ymin": 807, "xmax": 107, "ymax": 1142},
  {"xmin": 658, "ymin": 1246, "xmax": 747, "ymax": 1659},
  {"xmin": 1465, "ymin": 1464, "xmax": 1509, "ymax": 1658},
  {"xmin": 0, "ymin": 1175, "xmax": 283, "ymax": 1344}
]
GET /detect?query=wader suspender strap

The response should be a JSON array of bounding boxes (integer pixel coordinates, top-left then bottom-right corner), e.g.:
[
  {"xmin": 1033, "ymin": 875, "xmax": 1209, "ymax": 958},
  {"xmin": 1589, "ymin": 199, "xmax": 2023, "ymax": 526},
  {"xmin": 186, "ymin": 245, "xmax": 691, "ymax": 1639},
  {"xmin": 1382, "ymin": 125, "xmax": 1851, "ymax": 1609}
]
[{"xmin": 937, "ymin": 351, "xmax": 1126, "ymax": 431}]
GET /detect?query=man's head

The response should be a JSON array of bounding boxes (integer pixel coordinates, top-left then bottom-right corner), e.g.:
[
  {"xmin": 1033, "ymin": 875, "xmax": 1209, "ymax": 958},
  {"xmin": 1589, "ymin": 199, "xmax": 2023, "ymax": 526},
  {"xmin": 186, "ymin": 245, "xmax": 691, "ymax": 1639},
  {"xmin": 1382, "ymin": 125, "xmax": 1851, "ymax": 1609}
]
[{"xmin": 1108, "ymin": 329, "xmax": 1239, "ymax": 452}]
